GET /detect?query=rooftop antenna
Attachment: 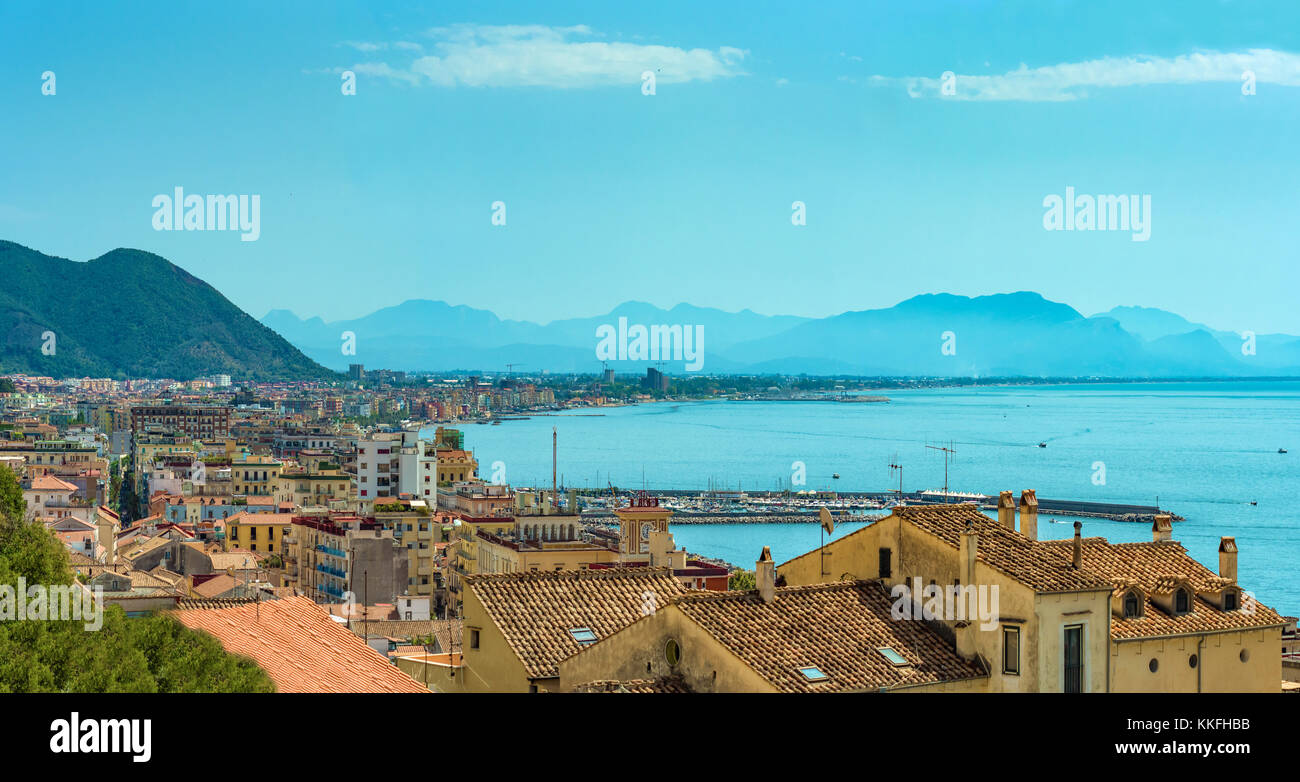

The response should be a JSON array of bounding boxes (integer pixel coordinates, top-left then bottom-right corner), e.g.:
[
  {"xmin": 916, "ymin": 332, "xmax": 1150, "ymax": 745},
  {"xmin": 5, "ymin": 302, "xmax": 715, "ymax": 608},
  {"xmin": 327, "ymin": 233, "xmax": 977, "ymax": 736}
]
[
  {"xmin": 888, "ymin": 455, "xmax": 904, "ymax": 503},
  {"xmin": 926, "ymin": 441, "xmax": 957, "ymax": 499}
]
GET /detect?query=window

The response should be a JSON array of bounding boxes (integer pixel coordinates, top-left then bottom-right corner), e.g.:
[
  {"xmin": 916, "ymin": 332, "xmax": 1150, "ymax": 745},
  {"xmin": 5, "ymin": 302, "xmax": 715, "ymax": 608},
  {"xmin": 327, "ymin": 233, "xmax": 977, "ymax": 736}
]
[
  {"xmin": 1063, "ymin": 625, "xmax": 1084, "ymax": 693},
  {"xmin": 1002, "ymin": 627, "xmax": 1021, "ymax": 675},
  {"xmin": 1148, "ymin": 658, "xmax": 1159, "ymax": 673},
  {"xmin": 1123, "ymin": 591, "xmax": 1141, "ymax": 618},
  {"xmin": 470, "ymin": 629, "xmax": 480, "ymax": 649},
  {"xmin": 876, "ymin": 647, "xmax": 909, "ymax": 667},
  {"xmin": 878, "ymin": 547, "xmax": 892, "ymax": 578},
  {"xmin": 664, "ymin": 639, "xmax": 681, "ymax": 667},
  {"xmin": 1174, "ymin": 588, "xmax": 1190, "ymax": 614},
  {"xmin": 1224, "ymin": 591, "xmax": 1239, "ymax": 611},
  {"xmin": 569, "ymin": 627, "xmax": 598, "ymax": 645},
  {"xmin": 797, "ymin": 666, "xmax": 828, "ymax": 682}
]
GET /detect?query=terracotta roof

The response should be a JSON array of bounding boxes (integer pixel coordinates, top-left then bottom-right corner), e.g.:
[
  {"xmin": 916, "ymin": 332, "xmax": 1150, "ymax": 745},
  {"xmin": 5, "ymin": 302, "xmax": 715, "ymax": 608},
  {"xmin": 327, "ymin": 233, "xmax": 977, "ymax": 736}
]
[
  {"xmin": 573, "ymin": 675, "xmax": 691, "ymax": 693},
  {"xmin": 192, "ymin": 573, "xmax": 239, "ymax": 598},
  {"xmin": 467, "ymin": 568, "xmax": 688, "ymax": 680},
  {"xmin": 668, "ymin": 580, "xmax": 986, "ymax": 692},
  {"xmin": 28, "ymin": 475, "xmax": 78, "ymax": 492},
  {"xmin": 890, "ymin": 505, "xmax": 1114, "ymax": 593},
  {"xmin": 782, "ymin": 505, "xmax": 1114, "ymax": 594},
  {"xmin": 349, "ymin": 619, "xmax": 460, "ymax": 649},
  {"xmin": 1038, "ymin": 538, "xmax": 1287, "ymax": 639},
  {"xmin": 174, "ymin": 596, "xmax": 428, "ymax": 693},
  {"xmin": 176, "ymin": 597, "xmax": 256, "ymax": 610}
]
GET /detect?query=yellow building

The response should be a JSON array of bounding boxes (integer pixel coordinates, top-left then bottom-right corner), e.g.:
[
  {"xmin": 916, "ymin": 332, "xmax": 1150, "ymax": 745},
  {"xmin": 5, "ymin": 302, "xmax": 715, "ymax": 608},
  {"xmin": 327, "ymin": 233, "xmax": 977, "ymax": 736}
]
[
  {"xmin": 225, "ymin": 511, "xmax": 294, "ymax": 554},
  {"xmin": 436, "ymin": 449, "xmax": 477, "ymax": 485},
  {"xmin": 460, "ymin": 568, "xmax": 686, "ymax": 692},
  {"xmin": 559, "ymin": 547, "xmax": 988, "ymax": 693},
  {"xmin": 775, "ymin": 495, "xmax": 1284, "ymax": 693},
  {"xmin": 375, "ymin": 503, "xmax": 456, "ymax": 608},
  {"xmin": 282, "ymin": 466, "xmax": 353, "ymax": 508},
  {"xmin": 446, "ymin": 516, "xmax": 516, "ymax": 609},
  {"xmin": 231, "ymin": 456, "xmax": 288, "ymax": 501}
]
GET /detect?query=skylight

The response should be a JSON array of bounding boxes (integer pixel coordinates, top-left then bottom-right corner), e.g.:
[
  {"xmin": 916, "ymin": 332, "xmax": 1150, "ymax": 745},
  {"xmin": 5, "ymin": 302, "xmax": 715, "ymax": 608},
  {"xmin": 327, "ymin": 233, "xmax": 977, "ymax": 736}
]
[
  {"xmin": 797, "ymin": 666, "xmax": 828, "ymax": 682},
  {"xmin": 569, "ymin": 627, "xmax": 597, "ymax": 645},
  {"xmin": 877, "ymin": 647, "xmax": 910, "ymax": 666}
]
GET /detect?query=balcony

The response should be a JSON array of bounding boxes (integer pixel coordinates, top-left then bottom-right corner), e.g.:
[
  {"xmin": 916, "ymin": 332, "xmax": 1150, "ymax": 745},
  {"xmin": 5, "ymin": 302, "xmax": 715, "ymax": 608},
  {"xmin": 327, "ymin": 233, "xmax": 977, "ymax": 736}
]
[
  {"xmin": 316, "ymin": 563, "xmax": 346, "ymax": 578},
  {"xmin": 315, "ymin": 543, "xmax": 346, "ymax": 558}
]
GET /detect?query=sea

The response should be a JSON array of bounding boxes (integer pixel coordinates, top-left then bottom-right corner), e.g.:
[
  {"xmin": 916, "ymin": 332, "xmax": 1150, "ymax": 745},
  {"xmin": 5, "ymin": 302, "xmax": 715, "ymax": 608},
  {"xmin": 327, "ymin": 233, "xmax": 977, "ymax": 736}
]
[{"xmin": 424, "ymin": 380, "xmax": 1300, "ymax": 616}]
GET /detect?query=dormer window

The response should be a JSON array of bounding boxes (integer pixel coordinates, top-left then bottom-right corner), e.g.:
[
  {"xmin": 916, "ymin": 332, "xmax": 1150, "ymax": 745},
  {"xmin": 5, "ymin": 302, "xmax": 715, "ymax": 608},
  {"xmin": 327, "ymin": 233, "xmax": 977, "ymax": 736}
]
[
  {"xmin": 1123, "ymin": 591, "xmax": 1142, "ymax": 618},
  {"xmin": 1174, "ymin": 588, "xmax": 1191, "ymax": 615},
  {"xmin": 1224, "ymin": 590, "xmax": 1240, "ymax": 611}
]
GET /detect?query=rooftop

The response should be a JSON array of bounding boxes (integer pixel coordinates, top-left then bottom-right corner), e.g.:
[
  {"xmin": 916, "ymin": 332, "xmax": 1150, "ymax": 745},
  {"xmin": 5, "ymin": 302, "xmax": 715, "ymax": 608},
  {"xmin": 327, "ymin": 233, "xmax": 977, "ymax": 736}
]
[{"xmin": 173, "ymin": 596, "xmax": 428, "ymax": 693}]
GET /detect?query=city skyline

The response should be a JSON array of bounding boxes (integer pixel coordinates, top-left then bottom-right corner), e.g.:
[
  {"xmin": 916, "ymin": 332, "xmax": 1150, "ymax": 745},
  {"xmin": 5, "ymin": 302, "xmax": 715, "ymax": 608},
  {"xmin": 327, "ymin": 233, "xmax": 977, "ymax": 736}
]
[{"xmin": 3, "ymin": 1, "xmax": 1299, "ymax": 333}]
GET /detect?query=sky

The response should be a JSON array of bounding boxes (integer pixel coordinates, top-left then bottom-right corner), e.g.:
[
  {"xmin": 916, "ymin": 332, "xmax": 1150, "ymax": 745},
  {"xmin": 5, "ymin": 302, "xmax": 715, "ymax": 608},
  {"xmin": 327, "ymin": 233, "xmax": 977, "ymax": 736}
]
[{"xmin": 3, "ymin": 0, "xmax": 1299, "ymax": 333}]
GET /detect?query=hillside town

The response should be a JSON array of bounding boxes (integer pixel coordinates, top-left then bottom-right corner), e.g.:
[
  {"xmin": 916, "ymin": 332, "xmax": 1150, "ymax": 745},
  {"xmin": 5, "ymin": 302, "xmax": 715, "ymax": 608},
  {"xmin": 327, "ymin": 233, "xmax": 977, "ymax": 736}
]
[{"xmin": 0, "ymin": 369, "xmax": 1292, "ymax": 694}]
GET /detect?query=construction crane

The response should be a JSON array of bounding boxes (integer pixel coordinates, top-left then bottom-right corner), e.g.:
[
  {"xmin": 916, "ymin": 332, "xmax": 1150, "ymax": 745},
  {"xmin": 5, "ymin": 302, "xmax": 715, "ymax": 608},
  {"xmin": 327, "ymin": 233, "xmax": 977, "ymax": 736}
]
[{"xmin": 505, "ymin": 362, "xmax": 525, "ymax": 375}]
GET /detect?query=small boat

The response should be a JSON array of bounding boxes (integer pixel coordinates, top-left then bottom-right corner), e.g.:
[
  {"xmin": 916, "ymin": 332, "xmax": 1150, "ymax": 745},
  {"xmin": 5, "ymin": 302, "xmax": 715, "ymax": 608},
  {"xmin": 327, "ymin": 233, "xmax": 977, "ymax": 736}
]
[
  {"xmin": 1280, "ymin": 448, "xmax": 1288, "ymax": 454},
  {"xmin": 1037, "ymin": 442, "xmax": 1047, "ymax": 448},
  {"xmin": 832, "ymin": 473, "xmax": 840, "ymax": 479},
  {"xmin": 1251, "ymin": 501, "xmax": 1258, "ymax": 506}
]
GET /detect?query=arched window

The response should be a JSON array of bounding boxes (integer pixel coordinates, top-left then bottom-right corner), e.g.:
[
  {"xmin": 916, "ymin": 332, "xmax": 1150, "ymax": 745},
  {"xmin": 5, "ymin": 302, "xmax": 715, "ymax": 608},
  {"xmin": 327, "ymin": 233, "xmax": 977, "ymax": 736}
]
[{"xmin": 1123, "ymin": 591, "xmax": 1141, "ymax": 618}]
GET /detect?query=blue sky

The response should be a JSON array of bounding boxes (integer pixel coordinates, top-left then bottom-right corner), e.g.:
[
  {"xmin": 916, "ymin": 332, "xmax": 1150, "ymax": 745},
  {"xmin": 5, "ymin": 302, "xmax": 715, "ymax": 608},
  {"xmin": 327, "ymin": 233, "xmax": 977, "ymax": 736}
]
[{"xmin": 3, "ymin": 0, "xmax": 1299, "ymax": 332}]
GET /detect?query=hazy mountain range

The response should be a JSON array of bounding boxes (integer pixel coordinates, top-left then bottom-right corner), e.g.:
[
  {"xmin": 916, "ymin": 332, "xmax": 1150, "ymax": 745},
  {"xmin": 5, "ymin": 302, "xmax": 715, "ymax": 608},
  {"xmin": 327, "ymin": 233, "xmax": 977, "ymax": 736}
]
[
  {"xmin": 263, "ymin": 292, "xmax": 1300, "ymax": 378},
  {"xmin": 2, "ymin": 240, "xmax": 1295, "ymax": 381}
]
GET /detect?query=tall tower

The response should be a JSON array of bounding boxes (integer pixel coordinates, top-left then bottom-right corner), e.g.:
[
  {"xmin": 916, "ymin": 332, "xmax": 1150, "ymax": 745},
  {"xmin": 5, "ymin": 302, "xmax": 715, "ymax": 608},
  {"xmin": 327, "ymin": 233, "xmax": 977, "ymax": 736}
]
[{"xmin": 612, "ymin": 492, "xmax": 673, "ymax": 564}]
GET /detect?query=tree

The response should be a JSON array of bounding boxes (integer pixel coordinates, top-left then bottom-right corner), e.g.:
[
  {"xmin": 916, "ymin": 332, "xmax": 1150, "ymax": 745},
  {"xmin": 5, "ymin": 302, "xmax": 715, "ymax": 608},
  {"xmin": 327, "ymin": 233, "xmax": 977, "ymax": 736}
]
[
  {"xmin": 728, "ymin": 569, "xmax": 756, "ymax": 591},
  {"xmin": 0, "ymin": 465, "xmax": 275, "ymax": 693}
]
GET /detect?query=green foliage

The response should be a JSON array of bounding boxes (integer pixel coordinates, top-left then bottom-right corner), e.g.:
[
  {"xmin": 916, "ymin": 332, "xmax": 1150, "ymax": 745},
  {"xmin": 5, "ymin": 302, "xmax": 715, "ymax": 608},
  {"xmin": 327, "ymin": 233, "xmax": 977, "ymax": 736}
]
[
  {"xmin": 0, "ymin": 464, "xmax": 276, "ymax": 692},
  {"xmin": 0, "ymin": 241, "xmax": 336, "ymax": 381},
  {"xmin": 0, "ymin": 466, "xmax": 24, "ymax": 522},
  {"xmin": 0, "ymin": 378, "xmax": 15, "ymax": 393},
  {"xmin": 728, "ymin": 569, "xmax": 757, "ymax": 591}
]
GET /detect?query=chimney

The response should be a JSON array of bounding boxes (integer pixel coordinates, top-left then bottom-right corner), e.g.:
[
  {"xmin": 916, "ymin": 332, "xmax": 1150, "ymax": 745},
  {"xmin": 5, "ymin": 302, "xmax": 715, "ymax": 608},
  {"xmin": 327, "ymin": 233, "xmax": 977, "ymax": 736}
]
[
  {"xmin": 756, "ymin": 546, "xmax": 775, "ymax": 605},
  {"xmin": 1071, "ymin": 521, "xmax": 1082, "ymax": 569},
  {"xmin": 959, "ymin": 520, "xmax": 978, "ymax": 587},
  {"xmin": 1152, "ymin": 514, "xmax": 1172, "ymax": 543},
  {"xmin": 997, "ymin": 491, "xmax": 1015, "ymax": 529},
  {"xmin": 1219, "ymin": 537, "xmax": 1238, "ymax": 583},
  {"xmin": 1019, "ymin": 490, "xmax": 1038, "ymax": 541}
]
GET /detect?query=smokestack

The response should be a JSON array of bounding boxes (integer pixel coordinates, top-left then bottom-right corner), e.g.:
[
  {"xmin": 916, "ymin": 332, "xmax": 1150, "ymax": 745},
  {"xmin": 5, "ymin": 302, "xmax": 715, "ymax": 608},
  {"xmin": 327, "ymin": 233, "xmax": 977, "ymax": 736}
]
[
  {"xmin": 1219, "ymin": 537, "xmax": 1238, "ymax": 583},
  {"xmin": 1071, "ymin": 521, "xmax": 1082, "ymax": 569},
  {"xmin": 1152, "ymin": 514, "xmax": 1173, "ymax": 543},
  {"xmin": 1019, "ymin": 490, "xmax": 1038, "ymax": 541},
  {"xmin": 756, "ymin": 546, "xmax": 775, "ymax": 605},
  {"xmin": 959, "ymin": 519, "xmax": 978, "ymax": 587},
  {"xmin": 997, "ymin": 491, "xmax": 1015, "ymax": 529}
]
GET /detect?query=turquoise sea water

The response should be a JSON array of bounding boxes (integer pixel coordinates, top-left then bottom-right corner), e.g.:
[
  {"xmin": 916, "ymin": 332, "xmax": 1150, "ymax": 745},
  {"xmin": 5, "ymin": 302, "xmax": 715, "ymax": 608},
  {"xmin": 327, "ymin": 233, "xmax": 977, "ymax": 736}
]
[{"xmin": 427, "ymin": 381, "xmax": 1300, "ymax": 615}]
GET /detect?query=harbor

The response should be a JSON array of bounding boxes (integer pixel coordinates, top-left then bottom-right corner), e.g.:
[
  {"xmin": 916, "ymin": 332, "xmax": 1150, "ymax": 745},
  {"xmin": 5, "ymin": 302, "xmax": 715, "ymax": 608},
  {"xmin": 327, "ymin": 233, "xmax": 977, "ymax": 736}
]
[{"xmin": 576, "ymin": 488, "xmax": 1181, "ymax": 524}]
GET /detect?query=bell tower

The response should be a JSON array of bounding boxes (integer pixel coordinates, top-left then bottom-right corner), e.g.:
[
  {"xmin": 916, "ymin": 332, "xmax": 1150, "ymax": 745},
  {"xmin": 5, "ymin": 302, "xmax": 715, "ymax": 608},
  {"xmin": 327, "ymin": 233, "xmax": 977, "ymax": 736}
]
[{"xmin": 612, "ymin": 492, "xmax": 673, "ymax": 564}]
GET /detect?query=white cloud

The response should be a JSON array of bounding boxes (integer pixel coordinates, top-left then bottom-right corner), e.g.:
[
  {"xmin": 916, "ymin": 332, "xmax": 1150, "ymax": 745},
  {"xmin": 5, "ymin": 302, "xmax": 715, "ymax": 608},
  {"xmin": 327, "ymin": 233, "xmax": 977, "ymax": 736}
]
[
  {"xmin": 341, "ymin": 23, "xmax": 746, "ymax": 88},
  {"xmin": 875, "ymin": 49, "xmax": 1300, "ymax": 101}
]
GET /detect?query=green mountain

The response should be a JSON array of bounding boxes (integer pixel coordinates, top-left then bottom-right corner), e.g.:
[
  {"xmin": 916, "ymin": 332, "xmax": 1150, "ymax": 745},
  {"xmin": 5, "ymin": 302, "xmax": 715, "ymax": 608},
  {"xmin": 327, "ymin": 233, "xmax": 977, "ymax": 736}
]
[{"xmin": 0, "ymin": 241, "xmax": 334, "ymax": 381}]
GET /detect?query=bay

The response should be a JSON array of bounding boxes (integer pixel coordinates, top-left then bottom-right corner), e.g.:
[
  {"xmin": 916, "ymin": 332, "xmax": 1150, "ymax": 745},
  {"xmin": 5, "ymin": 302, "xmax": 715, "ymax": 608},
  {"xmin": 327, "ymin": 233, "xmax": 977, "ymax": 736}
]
[{"xmin": 427, "ymin": 380, "xmax": 1300, "ymax": 615}]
